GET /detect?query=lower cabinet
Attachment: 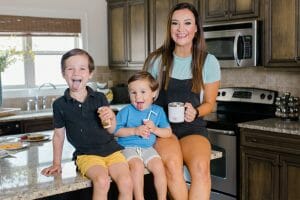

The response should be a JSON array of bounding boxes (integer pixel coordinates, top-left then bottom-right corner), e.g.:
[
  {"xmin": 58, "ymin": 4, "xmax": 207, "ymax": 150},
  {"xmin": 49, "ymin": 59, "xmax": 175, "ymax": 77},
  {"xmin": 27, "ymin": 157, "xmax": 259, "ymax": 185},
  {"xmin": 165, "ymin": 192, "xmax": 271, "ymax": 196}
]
[
  {"xmin": 21, "ymin": 118, "xmax": 53, "ymax": 133},
  {"xmin": 240, "ymin": 128, "xmax": 300, "ymax": 200},
  {"xmin": 0, "ymin": 121, "xmax": 21, "ymax": 136}
]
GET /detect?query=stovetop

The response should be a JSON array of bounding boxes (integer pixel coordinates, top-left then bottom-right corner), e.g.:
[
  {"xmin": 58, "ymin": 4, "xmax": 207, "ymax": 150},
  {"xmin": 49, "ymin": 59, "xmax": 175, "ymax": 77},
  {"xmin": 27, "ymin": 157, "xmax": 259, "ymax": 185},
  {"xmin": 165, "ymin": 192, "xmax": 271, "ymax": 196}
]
[{"xmin": 205, "ymin": 87, "xmax": 278, "ymax": 131}]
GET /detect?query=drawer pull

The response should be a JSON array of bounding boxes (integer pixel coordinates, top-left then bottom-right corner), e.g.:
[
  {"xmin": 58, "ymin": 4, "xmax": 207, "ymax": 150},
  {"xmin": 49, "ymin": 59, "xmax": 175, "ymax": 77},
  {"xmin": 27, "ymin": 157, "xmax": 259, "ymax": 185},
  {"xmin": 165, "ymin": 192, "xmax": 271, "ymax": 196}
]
[{"xmin": 250, "ymin": 138, "xmax": 257, "ymax": 142}]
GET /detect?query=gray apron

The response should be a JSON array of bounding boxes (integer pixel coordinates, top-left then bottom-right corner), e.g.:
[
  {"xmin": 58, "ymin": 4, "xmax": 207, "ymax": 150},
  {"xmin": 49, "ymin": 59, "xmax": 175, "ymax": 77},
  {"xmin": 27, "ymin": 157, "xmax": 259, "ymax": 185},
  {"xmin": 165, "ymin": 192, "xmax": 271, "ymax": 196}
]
[{"xmin": 155, "ymin": 78, "xmax": 208, "ymax": 139}]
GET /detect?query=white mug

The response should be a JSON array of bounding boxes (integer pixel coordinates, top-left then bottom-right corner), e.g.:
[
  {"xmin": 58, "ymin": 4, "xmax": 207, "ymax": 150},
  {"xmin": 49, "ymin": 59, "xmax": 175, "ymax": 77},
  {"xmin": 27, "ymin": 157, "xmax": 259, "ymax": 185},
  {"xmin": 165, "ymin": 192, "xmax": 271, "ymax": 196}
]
[{"xmin": 168, "ymin": 102, "xmax": 185, "ymax": 123}]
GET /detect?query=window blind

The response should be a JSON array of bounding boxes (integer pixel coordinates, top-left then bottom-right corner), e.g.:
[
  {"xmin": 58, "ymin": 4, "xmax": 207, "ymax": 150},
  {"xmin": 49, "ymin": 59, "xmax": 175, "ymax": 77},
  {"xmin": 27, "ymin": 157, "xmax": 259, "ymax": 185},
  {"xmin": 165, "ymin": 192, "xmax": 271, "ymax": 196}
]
[{"xmin": 0, "ymin": 15, "xmax": 81, "ymax": 36}]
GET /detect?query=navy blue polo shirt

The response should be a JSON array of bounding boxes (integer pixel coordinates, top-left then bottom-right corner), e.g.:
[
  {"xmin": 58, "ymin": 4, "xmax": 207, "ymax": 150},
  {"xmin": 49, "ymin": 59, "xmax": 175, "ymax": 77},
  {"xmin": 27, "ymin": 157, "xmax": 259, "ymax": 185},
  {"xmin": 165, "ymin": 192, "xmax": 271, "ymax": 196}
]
[{"xmin": 53, "ymin": 86, "xmax": 123, "ymax": 158}]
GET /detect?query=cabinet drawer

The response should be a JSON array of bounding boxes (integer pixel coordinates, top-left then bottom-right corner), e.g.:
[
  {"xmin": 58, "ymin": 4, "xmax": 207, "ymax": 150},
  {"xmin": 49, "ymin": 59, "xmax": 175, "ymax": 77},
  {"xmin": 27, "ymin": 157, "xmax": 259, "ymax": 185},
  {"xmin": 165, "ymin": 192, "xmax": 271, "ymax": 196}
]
[
  {"xmin": 240, "ymin": 128, "xmax": 300, "ymax": 155},
  {"xmin": 0, "ymin": 121, "xmax": 22, "ymax": 136},
  {"xmin": 21, "ymin": 118, "xmax": 53, "ymax": 133}
]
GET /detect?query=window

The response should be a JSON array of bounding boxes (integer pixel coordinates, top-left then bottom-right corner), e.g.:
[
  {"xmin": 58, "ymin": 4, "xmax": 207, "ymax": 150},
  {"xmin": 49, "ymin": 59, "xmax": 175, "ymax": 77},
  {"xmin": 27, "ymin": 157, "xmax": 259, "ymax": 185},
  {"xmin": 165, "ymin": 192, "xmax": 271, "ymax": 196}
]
[
  {"xmin": 0, "ymin": 15, "xmax": 82, "ymax": 90},
  {"xmin": 1, "ymin": 35, "xmax": 82, "ymax": 88}
]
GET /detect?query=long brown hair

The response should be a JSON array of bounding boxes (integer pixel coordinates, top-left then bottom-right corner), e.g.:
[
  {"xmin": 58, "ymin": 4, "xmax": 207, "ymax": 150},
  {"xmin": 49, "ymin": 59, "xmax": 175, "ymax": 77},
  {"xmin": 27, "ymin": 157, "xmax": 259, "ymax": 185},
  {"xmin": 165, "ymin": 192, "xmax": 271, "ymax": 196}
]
[{"xmin": 143, "ymin": 2, "xmax": 207, "ymax": 93}]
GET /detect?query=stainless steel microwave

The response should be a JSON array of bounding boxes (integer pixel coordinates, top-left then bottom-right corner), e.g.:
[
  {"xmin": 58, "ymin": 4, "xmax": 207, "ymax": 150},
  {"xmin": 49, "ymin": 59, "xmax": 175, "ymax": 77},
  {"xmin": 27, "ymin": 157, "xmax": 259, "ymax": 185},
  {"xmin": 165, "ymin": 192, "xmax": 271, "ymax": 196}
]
[{"xmin": 204, "ymin": 20, "xmax": 260, "ymax": 68}]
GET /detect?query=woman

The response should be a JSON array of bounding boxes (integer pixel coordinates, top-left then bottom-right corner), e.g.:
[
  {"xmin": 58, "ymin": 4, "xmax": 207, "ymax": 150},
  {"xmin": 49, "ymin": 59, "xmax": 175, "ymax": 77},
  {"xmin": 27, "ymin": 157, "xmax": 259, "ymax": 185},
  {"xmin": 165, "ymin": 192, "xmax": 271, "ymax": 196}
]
[{"xmin": 143, "ymin": 3, "xmax": 221, "ymax": 200}]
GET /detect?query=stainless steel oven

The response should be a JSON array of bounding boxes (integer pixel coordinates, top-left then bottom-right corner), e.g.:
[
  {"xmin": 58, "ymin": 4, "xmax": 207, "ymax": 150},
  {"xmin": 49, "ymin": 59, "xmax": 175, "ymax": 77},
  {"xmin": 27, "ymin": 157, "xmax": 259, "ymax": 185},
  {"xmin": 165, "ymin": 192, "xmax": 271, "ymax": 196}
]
[
  {"xmin": 184, "ymin": 87, "xmax": 278, "ymax": 200},
  {"xmin": 209, "ymin": 128, "xmax": 236, "ymax": 200}
]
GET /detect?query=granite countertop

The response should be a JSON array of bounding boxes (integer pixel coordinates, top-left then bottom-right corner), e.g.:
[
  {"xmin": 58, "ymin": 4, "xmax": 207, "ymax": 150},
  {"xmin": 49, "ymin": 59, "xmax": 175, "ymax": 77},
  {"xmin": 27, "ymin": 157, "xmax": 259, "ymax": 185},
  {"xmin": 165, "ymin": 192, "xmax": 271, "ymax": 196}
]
[
  {"xmin": 0, "ymin": 104, "xmax": 129, "ymax": 123},
  {"xmin": 0, "ymin": 130, "xmax": 91, "ymax": 200},
  {"xmin": 0, "ymin": 130, "xmax": 223, "ymax": 200},
  {"xmin": 238, "ymin": 118, "xmax": 300, "ymax": 135},
  {"xmin": 0, "ymin": 110, "xmax": 53, "ymax": 123}
]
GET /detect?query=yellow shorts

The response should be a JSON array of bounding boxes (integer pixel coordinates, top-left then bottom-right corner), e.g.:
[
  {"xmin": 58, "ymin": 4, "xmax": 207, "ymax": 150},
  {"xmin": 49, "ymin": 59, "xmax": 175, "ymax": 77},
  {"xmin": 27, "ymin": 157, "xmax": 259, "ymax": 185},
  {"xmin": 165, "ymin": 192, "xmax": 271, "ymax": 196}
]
[{"xmin": 76, "ymin": 151, "xmax": 126, "ymax": 176}]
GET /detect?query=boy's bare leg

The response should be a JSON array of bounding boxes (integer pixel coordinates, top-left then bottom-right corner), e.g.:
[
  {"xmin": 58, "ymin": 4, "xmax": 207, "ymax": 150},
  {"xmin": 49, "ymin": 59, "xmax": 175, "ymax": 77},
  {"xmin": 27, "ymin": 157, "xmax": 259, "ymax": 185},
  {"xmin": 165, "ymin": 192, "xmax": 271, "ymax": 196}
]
[
  {"xmin": 147, "ymin": 157, "xmax": 167, "ymax": 200},
  {"xmin": 109, "ymin": 162, "xmax": 133, "ymax": 200},
  {"xmin": 85, "ymin": 165, "xmax": 110, "ymax": 200},
  {"xmin": 127, "ymin": 158, "xmax": 145, "ymax": 200}
]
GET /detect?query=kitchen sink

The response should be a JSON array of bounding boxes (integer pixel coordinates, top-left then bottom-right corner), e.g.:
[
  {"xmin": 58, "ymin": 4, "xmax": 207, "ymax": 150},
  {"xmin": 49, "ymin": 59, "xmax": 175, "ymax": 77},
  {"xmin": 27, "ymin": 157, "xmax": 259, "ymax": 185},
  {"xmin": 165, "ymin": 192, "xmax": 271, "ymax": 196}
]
[{"xmin": 17, "ymin": 108, "xmax": 52, "ymax": 115}]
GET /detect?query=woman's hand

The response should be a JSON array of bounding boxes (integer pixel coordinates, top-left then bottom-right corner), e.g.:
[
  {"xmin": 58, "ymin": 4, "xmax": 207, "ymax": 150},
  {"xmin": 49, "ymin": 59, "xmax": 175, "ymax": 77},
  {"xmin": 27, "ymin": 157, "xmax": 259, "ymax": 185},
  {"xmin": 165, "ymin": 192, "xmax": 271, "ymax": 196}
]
[{"xmin": 184, "ymin": 102, "xmax": 198, "ymax": 122}]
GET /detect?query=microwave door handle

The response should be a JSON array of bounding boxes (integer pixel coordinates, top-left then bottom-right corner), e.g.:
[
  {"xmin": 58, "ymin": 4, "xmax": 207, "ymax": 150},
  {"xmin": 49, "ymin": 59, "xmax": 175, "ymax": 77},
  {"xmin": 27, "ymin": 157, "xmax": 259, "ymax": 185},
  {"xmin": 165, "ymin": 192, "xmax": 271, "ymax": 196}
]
[{"xmin": 233, "ymin": 33, "xmax": 241, "ymax": 66}]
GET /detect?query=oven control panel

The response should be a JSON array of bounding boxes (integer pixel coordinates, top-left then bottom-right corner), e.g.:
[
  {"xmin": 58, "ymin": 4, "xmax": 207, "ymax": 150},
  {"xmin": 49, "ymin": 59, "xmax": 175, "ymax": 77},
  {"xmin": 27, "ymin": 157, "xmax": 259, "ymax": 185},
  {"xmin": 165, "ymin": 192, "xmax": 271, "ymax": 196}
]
[{"xmin": 217, "ymin": 87, "xmax": 277, "ymax": 104}]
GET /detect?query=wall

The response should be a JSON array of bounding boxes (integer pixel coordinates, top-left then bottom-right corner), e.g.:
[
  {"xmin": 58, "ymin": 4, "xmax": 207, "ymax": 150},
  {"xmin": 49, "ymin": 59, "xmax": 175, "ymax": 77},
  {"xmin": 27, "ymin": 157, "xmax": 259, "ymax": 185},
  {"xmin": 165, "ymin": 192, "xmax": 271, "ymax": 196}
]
[{"xmin": 0, "ymin": 0, "xmax": 108, "ymax": 66}]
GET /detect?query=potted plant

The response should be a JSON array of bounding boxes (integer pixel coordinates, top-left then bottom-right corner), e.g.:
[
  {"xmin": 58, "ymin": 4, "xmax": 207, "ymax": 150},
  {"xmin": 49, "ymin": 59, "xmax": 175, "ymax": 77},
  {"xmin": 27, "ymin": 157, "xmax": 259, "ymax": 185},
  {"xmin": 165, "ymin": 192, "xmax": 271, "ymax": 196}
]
[{"xmin": 0, "ymin": 48, "xmax": 34, "ymax": 106}]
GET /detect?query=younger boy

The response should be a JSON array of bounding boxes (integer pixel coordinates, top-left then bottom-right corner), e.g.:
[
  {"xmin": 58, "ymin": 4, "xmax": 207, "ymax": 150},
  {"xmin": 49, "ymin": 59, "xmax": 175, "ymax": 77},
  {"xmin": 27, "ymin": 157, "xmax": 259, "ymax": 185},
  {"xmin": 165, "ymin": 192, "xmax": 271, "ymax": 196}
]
[
  {"xmin": 115, "ymin": 71, "xmax": 172, "ymax": 200},
  {"xmin": 41, "ymin": 48, "xmax": 132, "ymax": 200}
]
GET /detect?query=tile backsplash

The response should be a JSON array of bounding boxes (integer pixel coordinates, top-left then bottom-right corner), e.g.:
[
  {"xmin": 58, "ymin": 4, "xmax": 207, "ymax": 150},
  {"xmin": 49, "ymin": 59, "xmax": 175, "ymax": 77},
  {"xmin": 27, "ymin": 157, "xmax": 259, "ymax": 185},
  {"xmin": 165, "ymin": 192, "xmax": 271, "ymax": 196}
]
[{"xmin": 105, "ymin": 66, "xmax": 300, "ymax": 97}]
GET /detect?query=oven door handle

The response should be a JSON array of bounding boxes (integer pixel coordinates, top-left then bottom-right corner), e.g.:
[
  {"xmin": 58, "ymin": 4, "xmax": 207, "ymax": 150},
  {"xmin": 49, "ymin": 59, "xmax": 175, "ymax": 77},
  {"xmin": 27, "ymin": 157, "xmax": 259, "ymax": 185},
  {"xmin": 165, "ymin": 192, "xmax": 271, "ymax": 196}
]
[{"xmin": 207, "ymin": 128, "xmax": 235, "ymax": 135}]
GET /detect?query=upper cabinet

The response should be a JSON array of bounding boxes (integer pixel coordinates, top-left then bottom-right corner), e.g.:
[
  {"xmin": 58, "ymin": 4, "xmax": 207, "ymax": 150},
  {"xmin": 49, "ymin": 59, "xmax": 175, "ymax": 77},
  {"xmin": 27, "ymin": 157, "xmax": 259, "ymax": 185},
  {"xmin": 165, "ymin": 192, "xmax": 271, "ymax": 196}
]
[
  {"xmin": 148, "ymin": 0, "xmax": 173, "ymax": 52},
  {"xmin": 202, "ymin": 0, "xmax": 260, "ymax": 23},
  {"xmin": 107, "ymin": 0, "xmax": 148, "ymax": 69},
  {"xmin": 264, "ymin": 0, "xmax": 300, "ymax": 67}
]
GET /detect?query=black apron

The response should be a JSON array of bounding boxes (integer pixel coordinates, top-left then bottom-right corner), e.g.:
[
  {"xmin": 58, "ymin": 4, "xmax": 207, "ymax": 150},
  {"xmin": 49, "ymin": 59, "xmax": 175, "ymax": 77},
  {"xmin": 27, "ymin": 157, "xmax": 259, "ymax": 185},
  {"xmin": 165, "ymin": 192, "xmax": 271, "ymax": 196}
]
[{"xmin": 155, "ymin": 78, "xmax": 208, "ymax": 139}]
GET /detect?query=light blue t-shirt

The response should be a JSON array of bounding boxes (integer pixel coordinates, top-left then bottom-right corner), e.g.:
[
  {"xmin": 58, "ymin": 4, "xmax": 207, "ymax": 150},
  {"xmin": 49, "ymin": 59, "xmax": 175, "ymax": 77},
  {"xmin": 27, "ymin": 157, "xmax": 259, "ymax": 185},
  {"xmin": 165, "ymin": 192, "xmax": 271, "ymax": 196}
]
[
  {"xmin": 114, "ymin": 104, "xmax": 170, "ymax": 148},
  {"xmin": 148, "ymin": 53, "xmax": 221, "ymax": 83}
]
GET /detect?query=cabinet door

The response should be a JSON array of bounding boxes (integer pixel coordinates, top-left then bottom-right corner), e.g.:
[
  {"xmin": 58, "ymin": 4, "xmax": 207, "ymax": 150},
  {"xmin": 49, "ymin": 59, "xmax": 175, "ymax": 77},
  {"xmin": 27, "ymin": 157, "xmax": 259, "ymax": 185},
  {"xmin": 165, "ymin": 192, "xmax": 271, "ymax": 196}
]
[
  {"xmin": 265, "ymin": 0, "xmax": 300, "ymax": 67},
  {"xmin": 203, "ymin": 0, "xmax": 229, "ymax": 22},
  {"xmin": 231, "ymin": 0, "xmax": 259, "ymax": 19},
  {"xmin": 0, "ymin": 121, "xmax": 21, "ymax": 135},
  {"xmin": 280, "ymin": 154, "xmax": 300, "ymax": 200},
  {"xmin": 149, "ymin": 0, "xmax": 173, "ymax": 51},
  {"xmin": 127, "ymin": 0, "xmax": 148, "ymax": 68},
  {"xmin": 175, "ymin": 0, "xmax": 199, "ymax": 9},
  {"xmin": 240, "ymin": 147, "xmax": 279, "ymax": 200},
  {"xmin": 202, "ymin": 0, "xmax": 259, "ymax": 22},
  {"xmin": 22, "ymin": 118, "xmax": 53, "ymax": 133},
  {"xmin": 108, "ymin": 1, "xmax": 127, "ymax": 67}
]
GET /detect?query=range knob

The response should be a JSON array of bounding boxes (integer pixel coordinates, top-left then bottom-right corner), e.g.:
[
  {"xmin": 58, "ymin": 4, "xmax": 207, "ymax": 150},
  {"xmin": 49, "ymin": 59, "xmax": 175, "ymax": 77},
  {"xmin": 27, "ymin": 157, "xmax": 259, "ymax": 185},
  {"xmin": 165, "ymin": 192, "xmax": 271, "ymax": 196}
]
[
  {"xmin": 267, "ymin": 94, "xmax": 273, "ymax": 100},
  {"xmin": 260, "ymin": 93, "xmax": 266, "ymax": 99},
  {"xmin": 221, "ymin": 91, "xmax": 226, "ymax": 96}
]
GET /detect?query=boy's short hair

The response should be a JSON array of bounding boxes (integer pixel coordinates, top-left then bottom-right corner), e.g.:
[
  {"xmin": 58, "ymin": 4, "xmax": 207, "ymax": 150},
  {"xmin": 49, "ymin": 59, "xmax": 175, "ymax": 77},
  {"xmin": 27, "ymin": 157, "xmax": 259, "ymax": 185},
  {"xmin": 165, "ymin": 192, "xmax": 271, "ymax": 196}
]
[
  {"xmin": 128, "ymin": 71, "xmax": 159, "ymax": 92},
  {"xmin": 61, "ymin": 48, "xmax": 95, "ymax": 74}
]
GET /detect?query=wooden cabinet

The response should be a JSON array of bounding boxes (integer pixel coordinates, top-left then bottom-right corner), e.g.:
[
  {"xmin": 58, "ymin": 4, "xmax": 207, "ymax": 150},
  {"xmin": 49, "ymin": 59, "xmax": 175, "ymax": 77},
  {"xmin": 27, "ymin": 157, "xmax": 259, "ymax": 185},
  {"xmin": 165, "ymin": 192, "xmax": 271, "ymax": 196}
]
[
  {"xmin": 264, "ymin": 0, "xmax": 300, "ymax": 67},
  {"xmin": 0, "ymin": 117, "xmax": 53, "ymax": 135},
  {"xmin": 148, "ymin": 0, "xmax": 173, "ymax": 51},
  {"xmin": 21, "ymin": 118, "xmax": 53, "ymax": 133},
  {"xmin": 148, "ymin": 0, "xmax": 200, "ymax": 51},
  {"xmin": 0, "ymin": 121, "xmax": 21, "ymax": 136},
  {"xmin": 107, "ymin": 0, "xmax": 148, "ymax": 69},
  {"xmin": 202, "ymin": 0, "xmax": 259, "ymax": 22},
  {"xmin": 240, "ymin": 128, "xmax": 300, "ymax": 200}
]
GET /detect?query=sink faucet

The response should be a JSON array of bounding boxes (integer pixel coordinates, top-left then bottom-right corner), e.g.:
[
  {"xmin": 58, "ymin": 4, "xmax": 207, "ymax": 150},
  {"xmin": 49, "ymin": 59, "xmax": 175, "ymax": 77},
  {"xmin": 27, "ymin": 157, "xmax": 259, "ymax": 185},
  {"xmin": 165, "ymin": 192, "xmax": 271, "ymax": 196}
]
[
  {"xmin": 38, "ymin": 82, "xmax": 57, "ymax": 91},
  {"xmin": 35, "ymin": 83, "xmax": 57, "ymax": 110}
]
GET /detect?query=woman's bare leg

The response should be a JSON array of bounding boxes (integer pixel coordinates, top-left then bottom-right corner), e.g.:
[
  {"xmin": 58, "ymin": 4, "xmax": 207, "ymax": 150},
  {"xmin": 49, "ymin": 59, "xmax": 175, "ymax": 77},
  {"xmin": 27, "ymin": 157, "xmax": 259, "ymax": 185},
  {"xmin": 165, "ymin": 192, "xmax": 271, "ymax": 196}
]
[
  {"xmin": 180, "ymin": 135, "xmax": 211, "ymax": 200},
  {"xmin": 155, "ymin": 134, "xmax": 188, "ymax": 200},
  {"xmin": 147, "ymin": 157, "xmax": 167, "ymax": 200}
]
